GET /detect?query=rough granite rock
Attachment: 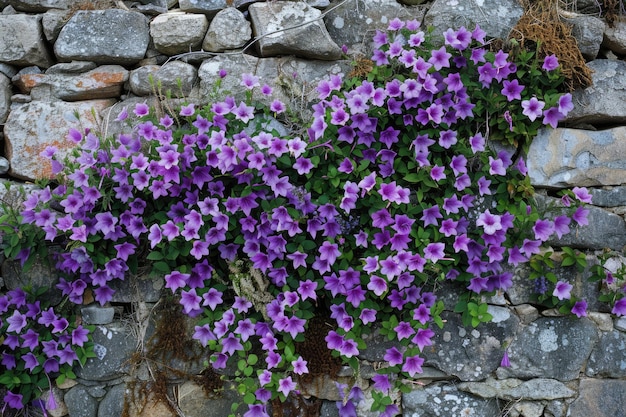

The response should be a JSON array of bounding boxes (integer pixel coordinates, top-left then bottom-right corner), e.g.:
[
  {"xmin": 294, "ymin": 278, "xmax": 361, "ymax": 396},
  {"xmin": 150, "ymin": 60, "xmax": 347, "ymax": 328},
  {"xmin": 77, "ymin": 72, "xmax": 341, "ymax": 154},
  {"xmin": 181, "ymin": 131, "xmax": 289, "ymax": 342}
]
[
  {"xmin": 64, "ymin": 385, "xmax": 98, "ymax": 417},
  {"xmin": 568, "ymin": 379, "xmax": 626, "ymax": 416},
  {"xmin": 8, "ymin": 0, "xmax": 73, "ymax": 11},
  {"xmin": 496, "ymin": 317, "xmax": 598, "ymax": 381},
  {"xmin": 566, "ymin": 60, "xmax": 626, "ymax": 125},
  {"xmin": 129, "ymin": 61, "xmax": 198, "ymax": 96},
  {"xmin": 562, "ymin": 15, "xmax": 605, "ymax": 60},
  {"xmin": 587, "ymin": 331, "xmax": 626, "ymax": 377},
  {"xmin": 13, "ymin": 65, "xmax": 129, "ymax": 101},
  {"xmin": 602, "ymin": 17, "xmax": 626, "ymax": 56},
  {"xmin": 178, "ymin": 0, "xmax": 228, "ymax": 16},
  {"xmin": 54, "ymin": 10, "xmax": 150, "ymax": 65},
  {"xmin": 324, "ymin": 0, "xmax": 426, "ymax": 54},
  {"xmin": 4, "ymin": 99, "xmax": 116, "ymax": 181},
  {"xmin": 457, "ymin": 377, "xmax": 576, "ymax": 401},
  {"xmin": 76, "ymin": 323, "xmax": 137, "ymax": 381},
  {"xmin": 0, "ymin": 73, "xmax": 10, "ymax": 124},
  {"xmin": 527, "ymin": 127, "xmax": 626, "ymax": 188},
  {"xmin": 202, "ymin": 7, "xmax": 251, "ymax": 52},
  {"xmin": 402, "ymin": 382, "xmax": 501, "ymax": 417},
  {"xmin": 421, "ymin": 311, "xmax": 520, "ymax": 381},
  {"xmin": 150, "ymin": 12, "xmax": 209, "ymax": 55},
  {"xmin": 424, "ymin": 0, "xmax": 524, "ymax": 41},
  {"xmin": 0, "ymin": 14, "xmax": 54, "ymax": 68},
  {"xmin": 248, "ymin": 1, "xmax": 342, "ymax": 60}
]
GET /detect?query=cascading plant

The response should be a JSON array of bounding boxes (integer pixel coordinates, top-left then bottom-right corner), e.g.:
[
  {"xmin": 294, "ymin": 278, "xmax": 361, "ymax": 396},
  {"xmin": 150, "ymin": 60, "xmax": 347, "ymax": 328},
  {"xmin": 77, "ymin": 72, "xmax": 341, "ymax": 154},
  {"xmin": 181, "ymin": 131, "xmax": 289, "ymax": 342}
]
[{"xmin": 1, "ymin": 19, "xmax": 602, "ymax": 415}]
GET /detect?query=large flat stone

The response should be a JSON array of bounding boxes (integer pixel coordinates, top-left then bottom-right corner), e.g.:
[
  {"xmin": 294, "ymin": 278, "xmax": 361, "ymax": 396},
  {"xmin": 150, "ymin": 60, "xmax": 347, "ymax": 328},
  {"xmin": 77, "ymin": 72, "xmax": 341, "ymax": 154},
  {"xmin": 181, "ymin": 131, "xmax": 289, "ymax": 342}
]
[
  {"xmin": 0, "ymin": 14, "xmax": 54, "ymax": 67},
  {"xmin": 13, "ymin": 65, "xmax": 129, "ymax": 101},
  {"xmin": 527, "ymin": 127, "xmax": 626, "ymax": 188},
  {"xmin": 4, "ymin": 99, "xmax": 116, "ymax": 181},
  {"xmin": 424, "ymin": 0, "xmax": 524, "ymax": 41},
  {"xmin": 248, "ymin": 1, "xmax": 342, "ymax": 60},
  {"xmin": 568, "ymin": 379, "xmax": 626, "ymax": 416},
  {"xmin": 566, "ymin": 60, "xmax": 626, "ymax": 125},
  {"xmin": 54, "ymin": 10, "xmax": 150, "ymax": 65}
]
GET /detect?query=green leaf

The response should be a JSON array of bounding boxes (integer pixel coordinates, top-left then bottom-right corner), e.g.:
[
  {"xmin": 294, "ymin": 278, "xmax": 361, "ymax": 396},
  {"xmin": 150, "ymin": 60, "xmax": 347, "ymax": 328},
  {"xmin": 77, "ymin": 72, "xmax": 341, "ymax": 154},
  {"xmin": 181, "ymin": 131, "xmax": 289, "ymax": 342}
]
[{"xmin": 147, "ymin": 251, "xmax": 164, "ymax": 261}]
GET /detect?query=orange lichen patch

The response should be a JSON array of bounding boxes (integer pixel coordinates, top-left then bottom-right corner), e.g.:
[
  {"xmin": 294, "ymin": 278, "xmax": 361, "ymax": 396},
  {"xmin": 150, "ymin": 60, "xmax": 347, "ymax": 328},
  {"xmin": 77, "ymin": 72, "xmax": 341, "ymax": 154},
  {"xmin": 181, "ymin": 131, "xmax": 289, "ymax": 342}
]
[
  {"xmin": 14, "ymin": 73, "xmax": 46, "ymax": 93},
  {"xmin": 21, "ymin": 140, "xmax": 72, "ymax": 180},
  {"xmin": 74, "ymin": 70, "xmax": 128, "ymax": 89}
]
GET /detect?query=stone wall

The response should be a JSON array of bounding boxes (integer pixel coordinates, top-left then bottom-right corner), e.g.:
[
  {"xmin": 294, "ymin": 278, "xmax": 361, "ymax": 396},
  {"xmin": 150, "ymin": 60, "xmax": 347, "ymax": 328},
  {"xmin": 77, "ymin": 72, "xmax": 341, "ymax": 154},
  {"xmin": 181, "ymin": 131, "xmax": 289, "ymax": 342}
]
[{"xmin": 2, "ymin": 0, "xmax": 626, "ymax": 416}]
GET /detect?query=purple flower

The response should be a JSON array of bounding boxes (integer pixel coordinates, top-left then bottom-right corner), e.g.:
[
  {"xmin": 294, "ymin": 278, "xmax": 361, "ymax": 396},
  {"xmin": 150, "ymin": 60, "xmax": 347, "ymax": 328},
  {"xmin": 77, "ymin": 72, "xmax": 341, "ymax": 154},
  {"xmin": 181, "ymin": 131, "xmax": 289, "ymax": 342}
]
[
  {"xmin": 553, "ymin": 281, "xmax": 573, "ymax": 300},
  {"xmin": 469, "ymin": 132, "xmax": 485, "ymax": 153},
  {"xmin": 402, "ymin": 354, "xmax": 424, "ymax": 377},
  {"xmin": 298, "ymin": 279, "xmax": 318, "ymax": 301},
  {"xmin": 542, "ymin": 54, "xmax": 559, "ymax": 71},
  {"xmin": 244, "ymin": 405, "xmax": 269, "ymax": 417},
  {"xmin": 477, "ymin": 210, "xmax": 502, "ymax": 235},
  {"xmin": 292, "ymin": 356, "xmax": 309, "ymax": 375},
  {"xmin": 500, "ymin": 350, "xmax": 511, "ymax": 367},
  {"xmin": 533, "ymin": 219, "xmax": 554, "ymax": 241},
  {"xmin": 164, "ymin": 271, "xmax": 188, "ymax": 292},
  {"xmin": 133, "ymin": 102, "xmax": 149, "ymax": 117},
  {"xmin": 522, "ymin": 97, "xmax": 545, "ymax": 121},
  {"xmin": 429, "ymin": 46, "xmax": 451, "ymax": 70},
  {"xmin": 558, "ymin": 93, "xmax": 574, "ymax": 114},
  {"xmin": 424, "ymin": 242, "xmax": 445, "ymax": 263},
  {"xmin": 3, "ymin": 392, "xmax": 23, "ymax": 410},
  {"xmin": 277, "ymin": 376, "xmax": 297, "ymax": 397},
  {"xmin": 241, "ymin": 73, "xmax": 260, "ymax": 89},
  {"xmin": 179, "ymin": 103, "xmax": 195, "ymax": 117},
  {"xmin": 421, "ymin": 205, "xmax": 442, "ymax": 227},
  {"xmin": 542, "ymin": 106, "xmax": 564, "ymax": 129},
  {"xmin": 612, "ymin": 298, "xmax": 626, "ymax": 316},
  {"xmin": 394, "ymin": 321, "xmax": 415, "ymax": 340},
  {"xmin": 203, "ymin": 288, "xmax": 223, "ymax": 310},
  {"xmin": 383, "ymin": 346, "xmax": 403, "ymax": 366},
  {"xmin": 6, "ymin": 311, "xmax": 27, "ymax": 333},
  {"xmin": 572, "ymin": 187, "xmax": 592, "ymax": 204},
  {"xmin": 572, "ymin": 300, "xmax": 587, "ymax": 318},
  {"xmin": 572, "ymin": 206, "xmax": 589, "ymax": 226},
  {"xmin": 372, "ymin": 374, "xmax": 392, "ymax": 394},
  {"xmin": 412, "ymin": 328, "xmax": 434, "ymax": 351},
  {"xmin": 501, "ymin": 79, "xmax": 525, "ymax": 101}
]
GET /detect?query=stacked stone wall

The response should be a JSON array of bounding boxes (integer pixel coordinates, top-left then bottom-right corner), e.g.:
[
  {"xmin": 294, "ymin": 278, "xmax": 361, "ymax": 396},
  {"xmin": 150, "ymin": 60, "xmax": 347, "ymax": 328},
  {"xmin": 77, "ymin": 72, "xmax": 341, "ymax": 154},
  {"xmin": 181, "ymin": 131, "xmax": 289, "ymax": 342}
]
[{"xmin": 2, "ymin": 0, "xmax": 626, "ymax": 416}]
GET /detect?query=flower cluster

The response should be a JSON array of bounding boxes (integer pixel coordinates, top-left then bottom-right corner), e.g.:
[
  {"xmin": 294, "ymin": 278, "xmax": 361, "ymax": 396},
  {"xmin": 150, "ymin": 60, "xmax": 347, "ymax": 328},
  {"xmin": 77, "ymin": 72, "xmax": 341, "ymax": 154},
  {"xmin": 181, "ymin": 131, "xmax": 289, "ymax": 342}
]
[
  {"xmin": 5, "ymin": 20, "xmax": 592, "ymax": 415},
  {"xmin": 0, "ymin": 287, "xmax": 93, "ymax": 411}
]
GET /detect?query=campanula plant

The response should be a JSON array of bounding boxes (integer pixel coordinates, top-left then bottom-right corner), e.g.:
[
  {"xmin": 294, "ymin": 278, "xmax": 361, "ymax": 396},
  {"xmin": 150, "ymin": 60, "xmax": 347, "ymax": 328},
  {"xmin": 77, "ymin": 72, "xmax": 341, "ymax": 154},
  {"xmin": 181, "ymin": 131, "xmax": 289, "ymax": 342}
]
[{"xmin": 4, "ymin": 19, "xmax": 593, "ymax": 415}]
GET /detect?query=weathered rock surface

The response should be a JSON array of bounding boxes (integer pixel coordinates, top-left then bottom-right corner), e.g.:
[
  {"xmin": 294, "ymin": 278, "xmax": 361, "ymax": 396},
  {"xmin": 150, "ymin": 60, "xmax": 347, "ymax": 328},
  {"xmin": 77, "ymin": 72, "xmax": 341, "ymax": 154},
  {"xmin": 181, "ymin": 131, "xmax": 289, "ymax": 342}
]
[
  {"xmin": 325, "ymin": 0, "xmax": 426, "ymax": 54},
  {"xmin": 13, "ymin": 65, "xmax": 129, "ymax": 101},
  {"xmin": 64, "ymin": 385, "xmax": 98, "ymax": 417},
  {"xmin": 248, "ymin": 1, "xmax": 342, "ymax": 60},
  {"xmin": 178, "ymin": 0, "xmax": 228, "ymax": 16},
  {"xmin": 602, "ymin": 17, "xmax": 626, "ymax": 55},
  {"xmin": 0, "ymin": 73, "xmax": 10, "ymax": 124},
  {"xmin": 4, "ymin": 99, "xmax": 116, "ymax": 181},
  {"xmin": 527, "ymin": 127, "xmax": 626, "ymax": 188},
  {"xmin": 402, "ymin": 382, "xmax": 501, "ymax": 417},
  {"xmin": 568, "ymin": 379, "xmax": 626, "ymax": 416},
  {"xmin": 587, "ymin": 330, "xmax": 626, "ymax": 377},
  {"xmin": 457, "ymin": 377, "xmax": 576, "ymax": 401},
  {"xmin": 129, "ymin": 61, "xmax": 198, "ymax": 96},
  {"xmin": 424, "ymin": 0, "xmax": 524, "ymax": 41},
  {"xmin": 8, "ymin": 0, "xmax": 73, "ymax": 12},
  {"xmin": 0, "ymin": 14, "xmax": 54, "ymax": 68},
  {"xmin": 421, "ymin": 311, "xmax": 520, "ymax": 381},
  {"xmin": 566, "ymin": 60, "xmax": 626, "ymax": 125},
  {"xmin": 42, "ymin": 9, "xmax": 72, "ymax": 43},
  {"xmin": 496, "ymin": 317, "xmax": 598, "ymax": 381},
  {"xmin": 54, "ymin": 10, "xmax": 150, "ymax": 65},
  {"xmin": 563, "ymin": 15, "xmax": 605, "ymax": 60},
  {"xmin": 76, "ymin": 323, "xmax": 137, "ymax": 381},
  {"xmin": 202, "ymin": 7, "xmax": 251, "ymax": 52},
  {"xmin": 150, "ymin": 12, "xmax": 209, "ymax": 56}
]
